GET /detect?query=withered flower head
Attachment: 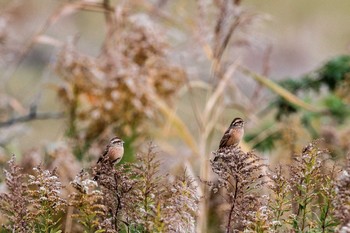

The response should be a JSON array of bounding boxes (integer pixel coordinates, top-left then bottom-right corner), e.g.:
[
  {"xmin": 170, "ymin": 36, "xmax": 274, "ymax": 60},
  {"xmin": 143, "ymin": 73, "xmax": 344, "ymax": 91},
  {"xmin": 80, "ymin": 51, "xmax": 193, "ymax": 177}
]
[
  {"xmin": 55, "ymin": 9, "xmax": 185, "ymax": 142},
  {"xmin": 211, "ymin": 145, "xmax": 267, "ymax": 232}
]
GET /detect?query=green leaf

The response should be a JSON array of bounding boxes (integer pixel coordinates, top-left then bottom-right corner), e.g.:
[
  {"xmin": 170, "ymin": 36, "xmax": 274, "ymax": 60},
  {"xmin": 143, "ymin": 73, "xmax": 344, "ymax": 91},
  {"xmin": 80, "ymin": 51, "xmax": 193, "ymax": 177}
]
[
  {"xmin": 239, "ymin": 65, "xmax": 321, "ymax": 112},
  {"xmin": 324, "ymin": 94, "xmax": 350, "ymax": 123}
]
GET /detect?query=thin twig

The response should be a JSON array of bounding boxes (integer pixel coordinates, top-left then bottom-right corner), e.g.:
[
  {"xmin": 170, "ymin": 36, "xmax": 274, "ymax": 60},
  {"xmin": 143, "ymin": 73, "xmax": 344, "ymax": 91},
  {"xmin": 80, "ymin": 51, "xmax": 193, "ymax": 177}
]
[
  {"xmin": 131, "ymin": 0, "xmax": 185, "ymax": 31},
  {"xmin": 251, "ymin": 45, "xmax": 272, "ymax": 105},
  {"xmin": 0, "ymin": 1, "xmax": 111, "ymax": 88},
  {"xmin": 114, "ymin": 172, "xmax": 122, "ymax": 230},
  {"xmin": 213, "ymin": 0, "xmax": 229, "ymax": 58},
  {"xmin": 215, "ymin": 15, "xmax": 242, "ymax": 63},
  {"xmin": 226, "ymin": 177, "xmax": 239, "ymax": 233},
  {"xmin": 0, "ymin": 111, "xmax": 64, "ymax": 128},
  {"xmin": 182, "ymin": 63, "xmax": 204, "ymax": 132}
]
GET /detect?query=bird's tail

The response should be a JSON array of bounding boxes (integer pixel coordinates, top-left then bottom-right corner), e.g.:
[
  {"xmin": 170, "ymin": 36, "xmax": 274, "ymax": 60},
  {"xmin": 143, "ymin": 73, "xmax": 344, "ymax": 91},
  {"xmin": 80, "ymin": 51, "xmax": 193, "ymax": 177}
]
[{"xmin": 93, "ymin": 172, "xmax": 100, "ymax": 181}]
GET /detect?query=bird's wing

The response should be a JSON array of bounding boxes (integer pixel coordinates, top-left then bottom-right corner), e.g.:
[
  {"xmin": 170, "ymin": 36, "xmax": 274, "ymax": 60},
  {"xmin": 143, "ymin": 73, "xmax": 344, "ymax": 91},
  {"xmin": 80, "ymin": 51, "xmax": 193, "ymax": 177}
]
[
  {"xmin": 97, "ymin": 146, "xmax": 109, "ymax": 164},
  {"xmin": 219, "ymin": 128, "xmax": 232, "ymax": 148}
]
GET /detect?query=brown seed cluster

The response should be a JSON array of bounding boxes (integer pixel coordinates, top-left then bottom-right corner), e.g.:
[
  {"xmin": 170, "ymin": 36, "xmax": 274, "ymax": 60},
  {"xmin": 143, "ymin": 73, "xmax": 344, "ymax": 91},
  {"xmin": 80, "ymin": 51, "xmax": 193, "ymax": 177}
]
[
  {"xmin": 55, "ymin": 11, "xmax": 185, "ymax": 141},
  {"xmin": 211, "ymin": 145, "xmax": 267, "ymax": 232}
]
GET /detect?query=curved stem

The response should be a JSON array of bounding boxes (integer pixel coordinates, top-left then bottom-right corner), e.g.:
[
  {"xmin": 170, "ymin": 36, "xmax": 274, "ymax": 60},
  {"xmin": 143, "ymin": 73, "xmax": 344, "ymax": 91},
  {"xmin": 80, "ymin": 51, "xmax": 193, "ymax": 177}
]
[{"xmin": 226, "ymin": 177, "xmax": 239, "ymax": 233}]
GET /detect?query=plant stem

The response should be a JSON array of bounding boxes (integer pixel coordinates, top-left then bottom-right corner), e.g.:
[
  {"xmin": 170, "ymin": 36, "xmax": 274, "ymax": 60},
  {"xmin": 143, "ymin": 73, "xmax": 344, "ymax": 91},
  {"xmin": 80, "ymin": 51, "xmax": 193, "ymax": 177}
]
[
  {"xmin": 197, "ymin": 136, "xmax": 209, "ymax": 233},
  {"xmin": 226, "ymin": 177, "xmax": 239, "ymax": 233},
  {"xmin": 226, "ymin": 203, "xmax": 235, "ymax": 233},
  {"xmin": 321, "ymin": 201, "xmax": 330, "ymax": 233}
]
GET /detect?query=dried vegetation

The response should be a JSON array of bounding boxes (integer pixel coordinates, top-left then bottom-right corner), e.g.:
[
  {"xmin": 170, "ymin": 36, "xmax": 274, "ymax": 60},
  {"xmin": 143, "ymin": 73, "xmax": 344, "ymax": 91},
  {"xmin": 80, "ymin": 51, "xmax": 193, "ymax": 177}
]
[{"xmin": 0, "ymin": 0, "xmax": 349, "ymax": 232}]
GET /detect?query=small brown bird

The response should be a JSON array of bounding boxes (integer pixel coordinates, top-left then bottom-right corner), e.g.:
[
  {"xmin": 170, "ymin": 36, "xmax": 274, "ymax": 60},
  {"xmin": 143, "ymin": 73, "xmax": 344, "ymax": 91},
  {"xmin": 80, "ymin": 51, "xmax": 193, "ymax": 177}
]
[
  {"xmin": 219, "ymin": 117, "xmax": 244, "ymax": 149},
  {"xmin": 97, "ymin": 136, "xmax": 125, "ymax": 165}
]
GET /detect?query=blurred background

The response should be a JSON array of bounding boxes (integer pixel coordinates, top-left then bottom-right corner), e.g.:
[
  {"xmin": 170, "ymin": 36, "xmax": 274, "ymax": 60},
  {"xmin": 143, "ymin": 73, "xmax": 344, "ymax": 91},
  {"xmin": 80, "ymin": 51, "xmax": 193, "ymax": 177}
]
[{"xmin": 0, "ymin": 0, "xmax": 349, "ymax": 231}]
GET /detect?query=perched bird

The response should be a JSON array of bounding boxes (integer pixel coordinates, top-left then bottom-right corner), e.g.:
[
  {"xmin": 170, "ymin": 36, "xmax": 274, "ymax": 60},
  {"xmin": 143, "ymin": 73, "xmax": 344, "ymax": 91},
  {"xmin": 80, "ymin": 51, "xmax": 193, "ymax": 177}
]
[
  {"xmin": 97, "ymin": 136, "xmax": 125, "ymax": 165},
  {"xmin": 94, "ymin": 137, "xmax": 124, "ymax": 181},
  {"xmin": 219, "ymin": 117, "xmax": 245, "ymax": 149}
]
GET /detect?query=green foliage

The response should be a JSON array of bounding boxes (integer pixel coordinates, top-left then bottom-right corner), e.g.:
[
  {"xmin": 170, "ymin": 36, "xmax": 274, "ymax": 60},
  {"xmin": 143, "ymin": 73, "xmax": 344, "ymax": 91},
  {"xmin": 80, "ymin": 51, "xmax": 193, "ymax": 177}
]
[
  {"xmin": 274, "ymin": 55, "xmax": 350, "ymax": 121},
  {"xmin": 274, "ymin": 97, "xmax": 299, "ymax": 120},
  {"xmin": 268, "ymin": 165, "xmax": 292, "ymax": 232},
  {"xmin": 1, "ymin": 141, "xmax": 350, "ymax": 232},
  {"xmin": 27, "ymin": 166, "xmax": 66, "ymax": 233},
  {"xmin": 251, "ymin": 55, "xmax": 350, "ymax": 152},
  {"xmin": 1, "ymin": 0, "xmax": 350, "ymax": 232},
  {"xmin": 323, "ymin": 94, "xmax": 350, "ymax": 123},
  {"xmin": 268, "ymin": 141, "xmax": 340, "ymax": 233},
  {"xmin": 208, "ymin": 141, "xmax": 347, "ymax": 232},
  {"xmin": 0, "ymin": 159, "xmax": 65, "ymax": 233},
  {"xmin": 70, "ymin": 144, "xmax": 199, "ymax": 233},
  {"xmin": 245, "ymin": 128, "xmax": 282, "ymax": 152},
  {"xmin": 70, "ymin": 171, "xmax": 107, "ymax": 233},
  {"xmin": 119, "ymin": 145, "xmax": 199, "ymax": 232},
  {"xmin": 0, "ymin": 157, "xmax": 30, "ymax": 233},
  {"xmin": 0, "ymin": 146, "xmax": 199, "ymax": 233},
  {"xmin": 280, "ymin": 55, "xmax": 350, "ymax": 93},
  {"xmin": 333, "ymin": 156, "xmax": 350, "ymax": 232},
  {"xmin": 319, "ymin": 55, "xmax": 350, "ymax": 91}
]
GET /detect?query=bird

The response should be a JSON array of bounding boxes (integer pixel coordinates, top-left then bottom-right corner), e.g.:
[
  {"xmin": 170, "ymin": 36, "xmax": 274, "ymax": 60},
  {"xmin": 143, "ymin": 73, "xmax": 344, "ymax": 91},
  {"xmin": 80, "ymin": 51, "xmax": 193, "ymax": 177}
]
[
  {"xmin": 219, "ymin": 117, "xmax": 245, "ymax": 149},
  {"xmin": 97, "ymin": 136, "xmax": 125, "ymax": 165},
  {"xmin": 94, "ymin": 137, "xmax": 125, "ymax": 181}
]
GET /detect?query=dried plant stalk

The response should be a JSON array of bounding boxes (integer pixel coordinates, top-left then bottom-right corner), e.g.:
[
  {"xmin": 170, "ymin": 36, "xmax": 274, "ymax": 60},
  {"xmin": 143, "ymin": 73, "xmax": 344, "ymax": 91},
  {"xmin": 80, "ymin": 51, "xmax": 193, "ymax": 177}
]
[
  {"xmin": 70, "ymin": 170, "xmax": 107, "ymax": 233},
  {"xmin": 0, "ymin": 156, "xmax": 30, "ymax": 232},
  {"xmin": 55, "ymin": 7, "xmax": 185, "ymax": 151},
  {"xmin": 210, "ymin": 145, "xmax": 267, "ymax": 232},
  {"xmin": 289, "ymin": 141, "xmax": 337, "ymax": 232},
  {"xmin": 334, "ymin": 154, "xmax": 350, "ymax": 232},
  {"xmin": 27, "ymin": 166, "xmax": 67, "ymax": 232},
  {"xmin": 268, "ymin": 140, "xmax": 339, "ymax": 233},
  {"xmin": 267, "ymin": 165, "xmax": 291, "ymax": 232}
]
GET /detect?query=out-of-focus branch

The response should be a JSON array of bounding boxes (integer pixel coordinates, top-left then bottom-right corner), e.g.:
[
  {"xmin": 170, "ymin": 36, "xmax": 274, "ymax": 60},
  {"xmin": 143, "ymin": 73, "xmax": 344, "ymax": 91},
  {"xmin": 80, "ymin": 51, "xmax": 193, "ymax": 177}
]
[
  {"xmin": 0, "ymin": 108, "xmax": 64, "ymax": 128},
  {"xmin": 251, "ymin": 45, "xmax": 272, "ymax": 104},
  {"xmin": 1, "ymin": 1, "xmax": 112, "ymax": 85},
  {"xmin": 238, "ymin": 65, "xmax": 321, "ymax": 112}
]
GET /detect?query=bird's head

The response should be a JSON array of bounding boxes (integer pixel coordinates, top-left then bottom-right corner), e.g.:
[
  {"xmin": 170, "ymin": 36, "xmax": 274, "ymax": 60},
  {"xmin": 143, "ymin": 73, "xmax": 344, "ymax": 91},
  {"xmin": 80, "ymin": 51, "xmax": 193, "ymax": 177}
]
[
  {"xmin": 109, "ymin": 137, "xmax": 124, "ymax": 147},
  {"xmin": 230, "ymin": 117, "xmax": 244, "ymax": 128}
]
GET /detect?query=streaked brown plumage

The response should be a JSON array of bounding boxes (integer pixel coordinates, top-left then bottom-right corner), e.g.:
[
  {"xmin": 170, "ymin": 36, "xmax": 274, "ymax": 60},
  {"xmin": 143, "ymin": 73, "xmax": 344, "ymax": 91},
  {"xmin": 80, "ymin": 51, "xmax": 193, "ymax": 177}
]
[
  {"xmin": 94, "ymin": 137, "xmax": 124, "ymax": 181},
  {"xmin": 97, "ymin": 136, "xmax": 125, "ymax": 164},
  {"xmin": 219, "ymin": 117, "xmax": 244, "ymax": 149}
]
